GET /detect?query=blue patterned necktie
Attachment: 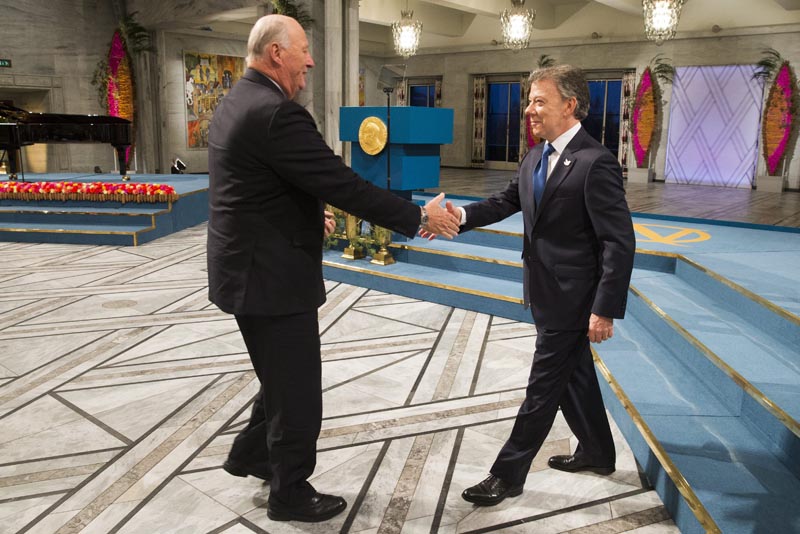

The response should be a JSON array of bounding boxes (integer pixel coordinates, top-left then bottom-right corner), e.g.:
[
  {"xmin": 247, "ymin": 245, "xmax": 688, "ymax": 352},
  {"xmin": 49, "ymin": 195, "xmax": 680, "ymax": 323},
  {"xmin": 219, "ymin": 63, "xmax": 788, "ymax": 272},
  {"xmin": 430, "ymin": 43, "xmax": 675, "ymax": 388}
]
[{"xmin": 533, "ymin": 142, "xmax": 555, "ymax": 207}]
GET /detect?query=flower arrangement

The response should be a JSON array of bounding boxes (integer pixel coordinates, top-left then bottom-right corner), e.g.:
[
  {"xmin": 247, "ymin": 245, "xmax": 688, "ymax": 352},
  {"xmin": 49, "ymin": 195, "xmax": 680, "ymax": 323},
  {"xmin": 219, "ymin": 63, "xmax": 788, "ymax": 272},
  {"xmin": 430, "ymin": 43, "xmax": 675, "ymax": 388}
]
[
  {"xmin": 754, "ymin": 49, "xmax": 797, "ymax": 176},
  {"xmin": 630, "ymin": 55, "xmax": 674, "ymax": 169},
  {"xmin": 91, "ymin": 13, "xmax": 152, "ymax": 165},
  {"xmin": 632, "ymin": 68, "xmax": 656, "ymax": 168},
  {"xmin": 0, "ymin": 181, "xmax": 178, "ymax": 203},
  {"xmin": 107, "ymin": 32, "xmax": 134, "ymax": 164}
]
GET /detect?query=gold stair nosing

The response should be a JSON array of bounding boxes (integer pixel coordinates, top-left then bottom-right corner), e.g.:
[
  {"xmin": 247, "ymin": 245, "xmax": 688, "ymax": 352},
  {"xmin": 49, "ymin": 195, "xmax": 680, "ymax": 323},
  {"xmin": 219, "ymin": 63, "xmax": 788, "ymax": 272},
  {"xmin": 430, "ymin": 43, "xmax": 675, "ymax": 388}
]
[
  {"xmin": 629, "ymin": 283, "xmax": 800, "ymax": 439},
  {"xmin": 592, "ymin": 348, "xmax": 722, "ymax": 534},
  {"xmin": 389, "ymin": 242, "xmax": 522, "ymax": 267},
  {"xmin": 322, "ymin": 259, "xmax": 523, "ymax": 304}
]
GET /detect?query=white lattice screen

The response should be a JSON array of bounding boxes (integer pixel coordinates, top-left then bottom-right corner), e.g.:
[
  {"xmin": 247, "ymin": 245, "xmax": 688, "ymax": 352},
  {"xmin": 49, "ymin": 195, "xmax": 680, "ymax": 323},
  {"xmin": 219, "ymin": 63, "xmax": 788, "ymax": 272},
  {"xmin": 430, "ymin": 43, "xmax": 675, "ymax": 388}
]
[{"xmin": 665, "ymin": 65, "xmax": 763, "ymax": 188}]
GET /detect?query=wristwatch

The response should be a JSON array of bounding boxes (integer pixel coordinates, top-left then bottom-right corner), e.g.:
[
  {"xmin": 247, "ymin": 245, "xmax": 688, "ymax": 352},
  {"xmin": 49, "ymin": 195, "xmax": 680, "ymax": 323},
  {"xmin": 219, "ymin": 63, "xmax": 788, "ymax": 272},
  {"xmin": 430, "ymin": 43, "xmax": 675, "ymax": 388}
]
[{"xmin": 420, "ymin": 206, "xmax": 429, "ymax": 227}]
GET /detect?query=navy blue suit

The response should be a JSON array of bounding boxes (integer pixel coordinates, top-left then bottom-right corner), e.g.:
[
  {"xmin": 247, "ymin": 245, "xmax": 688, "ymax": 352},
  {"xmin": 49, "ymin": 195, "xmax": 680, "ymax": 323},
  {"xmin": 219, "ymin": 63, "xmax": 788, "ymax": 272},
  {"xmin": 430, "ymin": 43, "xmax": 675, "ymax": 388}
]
[
  {"xmin": 462, "ymin": 126, "xmax": 635, "ymax": 483},
  {"xmin": 207, "ymin": 68, "xmax": 421, "ymax": 503}
]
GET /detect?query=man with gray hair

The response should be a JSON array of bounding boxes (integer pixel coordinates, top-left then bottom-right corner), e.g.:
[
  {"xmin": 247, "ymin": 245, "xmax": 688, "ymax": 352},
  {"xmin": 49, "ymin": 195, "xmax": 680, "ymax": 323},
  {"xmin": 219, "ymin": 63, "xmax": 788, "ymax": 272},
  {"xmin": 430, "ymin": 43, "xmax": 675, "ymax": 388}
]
[
  {"xmin": 207, "ymin": 14, "xmax": 460, "ymax": 523},
  {"xmin": 445, "ymin": 65, "xmax": 635, "ymax": 505}
]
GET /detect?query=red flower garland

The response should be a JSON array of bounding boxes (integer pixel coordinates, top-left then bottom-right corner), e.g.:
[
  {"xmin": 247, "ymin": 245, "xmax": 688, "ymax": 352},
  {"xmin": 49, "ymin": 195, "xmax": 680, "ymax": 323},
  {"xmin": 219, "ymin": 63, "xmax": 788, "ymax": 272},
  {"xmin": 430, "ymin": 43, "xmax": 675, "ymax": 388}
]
[{"xmin": 0, "ymin": 181, "xmax": 178, "ymax": 203}]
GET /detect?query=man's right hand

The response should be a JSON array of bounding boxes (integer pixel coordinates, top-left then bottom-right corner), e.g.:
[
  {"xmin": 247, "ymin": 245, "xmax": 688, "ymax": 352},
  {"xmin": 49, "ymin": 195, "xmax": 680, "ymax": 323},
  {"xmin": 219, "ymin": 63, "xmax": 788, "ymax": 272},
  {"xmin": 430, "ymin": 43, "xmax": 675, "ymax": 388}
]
[
  {"xmin": 420, "ymin": 198, "xmax": 463, "ymax": 240},
  {"xmin": 421, "ymin": 193, "xmax": 461, "ymax": 239}
]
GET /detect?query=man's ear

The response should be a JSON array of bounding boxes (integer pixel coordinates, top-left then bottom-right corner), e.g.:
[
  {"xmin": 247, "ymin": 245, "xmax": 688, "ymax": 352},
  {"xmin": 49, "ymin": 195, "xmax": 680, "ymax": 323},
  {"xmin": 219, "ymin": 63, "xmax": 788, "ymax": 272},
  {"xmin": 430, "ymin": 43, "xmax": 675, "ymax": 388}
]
[
  {"xmin": 268, "ymin": 42, "xmax": 282, "ymax": 65},
  {"xmin": 567, "ymin": 97, "xmax": 577, "ymax": 115}
]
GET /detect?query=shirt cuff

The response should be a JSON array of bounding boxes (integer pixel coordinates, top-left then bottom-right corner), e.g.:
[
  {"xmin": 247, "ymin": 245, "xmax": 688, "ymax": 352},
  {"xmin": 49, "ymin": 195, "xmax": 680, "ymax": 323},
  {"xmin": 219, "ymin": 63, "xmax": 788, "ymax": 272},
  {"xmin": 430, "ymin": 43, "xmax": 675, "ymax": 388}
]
[{"xmin": 458, "ymin": 206, "xmax": 467, "ymax": 225}]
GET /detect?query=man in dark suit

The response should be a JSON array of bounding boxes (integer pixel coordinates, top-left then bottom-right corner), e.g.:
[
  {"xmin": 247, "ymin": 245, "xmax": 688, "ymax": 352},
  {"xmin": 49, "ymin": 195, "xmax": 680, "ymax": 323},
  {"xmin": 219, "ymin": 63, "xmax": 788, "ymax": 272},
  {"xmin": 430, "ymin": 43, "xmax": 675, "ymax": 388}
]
[
  {"xmin": 207, "ymin": 14, "xmax": 460, "ymax": 523},
  {"xmin": 455, "ymin": 65, "xmax": 635, "ymax": 506}
]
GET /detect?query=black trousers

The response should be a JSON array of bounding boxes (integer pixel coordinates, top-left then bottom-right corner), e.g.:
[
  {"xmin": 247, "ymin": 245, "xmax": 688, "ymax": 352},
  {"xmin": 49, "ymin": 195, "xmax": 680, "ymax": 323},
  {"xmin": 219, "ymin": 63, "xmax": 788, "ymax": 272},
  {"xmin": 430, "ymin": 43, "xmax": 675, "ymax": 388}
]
[
  {"xmin": 229, "ymin": 311, "xmax": 321, "ymax": 504},
  {"xmin": 490, "ymin": 327, "xmax": 615, "ymax": 486}
]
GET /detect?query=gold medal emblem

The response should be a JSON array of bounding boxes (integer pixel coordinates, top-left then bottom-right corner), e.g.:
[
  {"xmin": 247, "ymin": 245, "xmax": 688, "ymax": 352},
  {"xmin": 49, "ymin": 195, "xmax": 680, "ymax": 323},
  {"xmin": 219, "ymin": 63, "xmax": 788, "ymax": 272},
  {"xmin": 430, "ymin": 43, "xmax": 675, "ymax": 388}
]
[{"xmin": 358, "ymin": 116, "xmax": 388, "ymax": 155}]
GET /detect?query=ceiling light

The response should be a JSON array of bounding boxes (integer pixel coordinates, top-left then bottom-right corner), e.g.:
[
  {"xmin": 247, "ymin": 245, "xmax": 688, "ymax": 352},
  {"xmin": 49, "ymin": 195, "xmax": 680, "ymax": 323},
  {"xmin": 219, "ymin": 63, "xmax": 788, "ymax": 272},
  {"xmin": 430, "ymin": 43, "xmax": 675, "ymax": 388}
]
[
  {"xmin": 391, "ymin": 1, "xmax": 422, "ymax": 59},
  {"xmin": 500, "ymin": 0, "xmax": 536, "ymax": 51},
  {"xmin": 643, "ymin": 0, "xmax": 684, "ymax": 45}
]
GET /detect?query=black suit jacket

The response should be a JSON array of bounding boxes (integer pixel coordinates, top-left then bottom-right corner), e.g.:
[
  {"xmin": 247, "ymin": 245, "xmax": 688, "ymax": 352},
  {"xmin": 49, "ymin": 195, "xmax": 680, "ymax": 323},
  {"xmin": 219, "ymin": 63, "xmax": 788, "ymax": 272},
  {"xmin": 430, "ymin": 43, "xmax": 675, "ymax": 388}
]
[
  {"xmin": 207, "ymin": 68, "xmax": 421, "ymax": 316},
  {"xmin": 463, "ymin": 127, "xmax": 635, "ymax": 330}
]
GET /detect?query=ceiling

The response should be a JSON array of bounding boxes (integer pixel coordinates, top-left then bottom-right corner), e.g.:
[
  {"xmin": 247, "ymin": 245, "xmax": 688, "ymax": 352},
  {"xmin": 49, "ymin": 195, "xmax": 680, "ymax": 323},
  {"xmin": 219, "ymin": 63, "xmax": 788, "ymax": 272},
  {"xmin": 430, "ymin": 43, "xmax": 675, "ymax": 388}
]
[{"xmin": 178, "ymin": 0, "xmax": 800, "ymax": 56}]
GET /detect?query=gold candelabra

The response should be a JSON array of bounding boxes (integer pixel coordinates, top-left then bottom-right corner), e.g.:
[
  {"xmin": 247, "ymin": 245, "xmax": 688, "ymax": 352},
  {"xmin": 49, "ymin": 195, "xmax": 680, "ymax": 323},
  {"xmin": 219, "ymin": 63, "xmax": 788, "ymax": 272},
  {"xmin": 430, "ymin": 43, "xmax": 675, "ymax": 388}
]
[{"xmin": 325, "ymin": 206, "xmax": 395, "ymax": 266}]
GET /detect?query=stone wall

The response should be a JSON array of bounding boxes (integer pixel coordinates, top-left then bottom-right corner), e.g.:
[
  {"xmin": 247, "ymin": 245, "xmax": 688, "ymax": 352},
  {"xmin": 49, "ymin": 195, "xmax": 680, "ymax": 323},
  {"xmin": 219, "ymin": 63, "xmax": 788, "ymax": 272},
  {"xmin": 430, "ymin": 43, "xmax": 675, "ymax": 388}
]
[{"xmin": 1, "ymin": 0, "xmax": 120, "ymax": 174}]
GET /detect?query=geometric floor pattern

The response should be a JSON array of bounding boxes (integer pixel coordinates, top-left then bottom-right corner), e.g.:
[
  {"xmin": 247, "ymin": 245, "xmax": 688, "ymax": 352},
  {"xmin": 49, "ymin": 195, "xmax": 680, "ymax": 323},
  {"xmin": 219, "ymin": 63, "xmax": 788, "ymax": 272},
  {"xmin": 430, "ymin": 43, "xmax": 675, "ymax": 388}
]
[{"xmin": 0, "ymin": 224, "xmax": 678, "ymax": 534}]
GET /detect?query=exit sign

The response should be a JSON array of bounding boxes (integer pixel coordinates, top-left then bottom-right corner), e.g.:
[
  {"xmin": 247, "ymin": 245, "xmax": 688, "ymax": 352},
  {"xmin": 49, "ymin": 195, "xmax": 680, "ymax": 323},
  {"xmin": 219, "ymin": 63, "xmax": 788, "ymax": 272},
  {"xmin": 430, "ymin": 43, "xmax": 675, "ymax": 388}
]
[{"xmin": 0, "ymin": 59, "xmax": 11, "ymax": 68}]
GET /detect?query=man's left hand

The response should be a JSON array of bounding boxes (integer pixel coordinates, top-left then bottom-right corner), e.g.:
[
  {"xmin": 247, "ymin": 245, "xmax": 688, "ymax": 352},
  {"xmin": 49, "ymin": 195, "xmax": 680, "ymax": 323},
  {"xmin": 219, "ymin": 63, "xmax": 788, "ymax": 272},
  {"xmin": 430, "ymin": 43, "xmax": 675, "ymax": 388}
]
[
  {"xmin": 588, "ymin": 314, "xmax": 614, "ymax": 343},
  {"xmin": 324, "ymin": 211, "xmax": 336, "ymax": 238}
]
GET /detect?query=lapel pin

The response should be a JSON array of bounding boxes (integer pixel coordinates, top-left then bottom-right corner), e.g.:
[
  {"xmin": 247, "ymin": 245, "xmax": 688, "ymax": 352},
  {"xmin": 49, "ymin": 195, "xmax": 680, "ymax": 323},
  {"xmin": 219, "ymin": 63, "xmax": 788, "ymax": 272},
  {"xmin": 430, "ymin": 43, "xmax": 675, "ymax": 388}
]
[{"xmin": 563, "ymin": 159, "xmax": 572, "ymax": 166}]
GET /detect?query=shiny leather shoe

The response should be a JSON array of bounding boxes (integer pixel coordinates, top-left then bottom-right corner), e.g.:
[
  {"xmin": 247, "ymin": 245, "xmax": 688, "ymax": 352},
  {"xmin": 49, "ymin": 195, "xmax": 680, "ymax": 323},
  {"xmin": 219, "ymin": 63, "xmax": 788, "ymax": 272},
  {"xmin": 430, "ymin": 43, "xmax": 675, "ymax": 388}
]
[
  {"xmin": 548, "ymin": 454, "xmax": 615, "ymax": 475},
  {"xmin": 222, "ymin": 460, "xmax": 273, "ymax": 481},
  {"xmin": 461, "ymin": 475, "xmax": 523, "ymax": 506},
  {"xmin": 267, "ymin": 492, "xmax": 347, "ymax": 522}
]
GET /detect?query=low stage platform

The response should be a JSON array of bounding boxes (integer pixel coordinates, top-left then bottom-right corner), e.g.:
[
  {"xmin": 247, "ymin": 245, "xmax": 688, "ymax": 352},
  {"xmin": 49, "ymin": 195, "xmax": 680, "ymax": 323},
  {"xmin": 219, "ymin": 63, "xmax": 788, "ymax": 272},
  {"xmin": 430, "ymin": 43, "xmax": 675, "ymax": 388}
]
[{"xmin": 0, "ymin": 173, "xmax": 208, "ymax": 246}]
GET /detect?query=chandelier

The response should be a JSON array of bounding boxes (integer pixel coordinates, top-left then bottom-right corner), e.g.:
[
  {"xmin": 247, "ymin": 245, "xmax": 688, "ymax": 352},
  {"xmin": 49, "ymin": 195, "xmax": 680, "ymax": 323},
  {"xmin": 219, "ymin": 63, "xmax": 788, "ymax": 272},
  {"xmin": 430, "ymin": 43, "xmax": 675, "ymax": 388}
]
[
  {"xmin": 643, "ymin": 0, "xmax": 684, "ymax": 45},
  {"xmin": 500, "ymin": 0, "xmax": 536, "ymax": 51},
  {"xmin": 391, "ymin": 2, "xmax": 422, "ymax": 59}
]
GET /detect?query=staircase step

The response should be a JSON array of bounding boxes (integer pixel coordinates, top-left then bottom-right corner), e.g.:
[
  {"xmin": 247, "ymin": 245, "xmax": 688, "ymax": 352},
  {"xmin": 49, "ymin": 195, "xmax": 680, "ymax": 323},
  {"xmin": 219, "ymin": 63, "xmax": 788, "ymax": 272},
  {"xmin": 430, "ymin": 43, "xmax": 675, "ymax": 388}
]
[
  {"xmin": 322, "ymin": 248, "xmax": 530, "ymax": 323},
  {"xmin": 391, "ymin": 238, "xmax": 522, "ymax": 281},
  {"xmin": 632, "ymin": 272, "xmax": 800, "ymax": 419},
  {"xmin": 596, "ymin": 302, "xmax": 800, "ymax": 534},
  {"xmin": 0, "ymin": 211, "xmax": 155, "ymax": 227},
  {"xmin": 0, "ymin": 220, "xmax": 148, "ymax": 246},
  {"xmin": 629, "ymin": 265, "xmax": 800, "ymax": 482}
]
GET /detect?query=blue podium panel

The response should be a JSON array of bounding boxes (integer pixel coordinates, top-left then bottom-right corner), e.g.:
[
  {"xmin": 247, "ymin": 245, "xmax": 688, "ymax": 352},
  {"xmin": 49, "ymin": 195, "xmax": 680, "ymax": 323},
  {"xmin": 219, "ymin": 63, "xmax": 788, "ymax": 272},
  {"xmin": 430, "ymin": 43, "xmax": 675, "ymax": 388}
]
[
  {"xmin": 340, "ymin": 107, "xmax": 453, "ymax": 145},
  {"xmin": 340, "ymin": 106, "xmax": 453, "ymax": 192},
  {"xmin": 351, "ymin": 147, "xmax": 440, "ymax": 190}
]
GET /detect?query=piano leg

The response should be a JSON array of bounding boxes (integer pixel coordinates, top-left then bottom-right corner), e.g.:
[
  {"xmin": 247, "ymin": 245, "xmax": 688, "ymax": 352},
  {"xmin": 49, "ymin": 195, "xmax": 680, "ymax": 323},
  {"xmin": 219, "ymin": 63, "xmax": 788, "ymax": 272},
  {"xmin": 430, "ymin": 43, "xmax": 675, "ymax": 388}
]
[
  {"xmin": 114, "ymin": 145, "xmax": 130, "ymax": 181},
  {"xmin": 6, "ymin": 148, "xmax": 20, "ymax": 181}
]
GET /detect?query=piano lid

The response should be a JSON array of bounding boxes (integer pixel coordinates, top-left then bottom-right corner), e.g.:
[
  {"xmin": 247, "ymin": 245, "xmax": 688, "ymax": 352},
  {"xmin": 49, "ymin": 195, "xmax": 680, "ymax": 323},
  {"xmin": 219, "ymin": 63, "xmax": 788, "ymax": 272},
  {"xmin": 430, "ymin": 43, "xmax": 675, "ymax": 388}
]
[{"xmin": 0, "ymin": 103, "xmax": 131, "ymax": 125}]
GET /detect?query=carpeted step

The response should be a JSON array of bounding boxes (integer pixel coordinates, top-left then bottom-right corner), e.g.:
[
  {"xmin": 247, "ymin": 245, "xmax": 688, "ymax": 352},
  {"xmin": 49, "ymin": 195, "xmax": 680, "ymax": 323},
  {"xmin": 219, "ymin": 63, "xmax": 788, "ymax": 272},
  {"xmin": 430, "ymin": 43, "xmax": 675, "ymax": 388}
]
[
  {"xmin": 390, "ymin": 238, "xmax": 523, "ymax": 281},
  {"xmin": 0, "ymin": 210, "xmax": 156, "ymax": 227},
  {"xmin": 629, "ymin": 261, "xmax": 800, "ymax": 480},
  {"xmin": 322, "ymin": 248, "xmax": 530, "ymax": 323},
  {"xmin": 595, "ymin": 297, "xmax": 800, "ymax": 534}
]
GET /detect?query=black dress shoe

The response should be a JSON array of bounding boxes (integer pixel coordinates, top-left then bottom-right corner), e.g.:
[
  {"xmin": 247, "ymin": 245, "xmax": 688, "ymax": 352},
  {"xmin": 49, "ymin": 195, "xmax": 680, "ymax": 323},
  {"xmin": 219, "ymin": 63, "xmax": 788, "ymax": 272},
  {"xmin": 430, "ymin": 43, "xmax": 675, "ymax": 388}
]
[
  {"xmin": 548, "ymin": 455, "xmax": 615, "ymax": 475},
  {"xmin": 222, "ymin": 460, "xmax": 273, "ymax": 481},
  {"xmin": 267, "ymin": 492, "xmax": 347, "ymax": 522},
  {"xmin": 461, "ymin": 475, "xmax": 523, "ymax": 506}
]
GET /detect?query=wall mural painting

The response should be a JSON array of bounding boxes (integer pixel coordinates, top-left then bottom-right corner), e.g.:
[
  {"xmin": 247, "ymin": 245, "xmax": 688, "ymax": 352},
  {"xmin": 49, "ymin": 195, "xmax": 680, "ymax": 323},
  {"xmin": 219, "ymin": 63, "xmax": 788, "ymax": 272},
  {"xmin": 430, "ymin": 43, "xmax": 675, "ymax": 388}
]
[{"xmin": 183, "ymin": 51, "xmax": 245, "ymax": 149}]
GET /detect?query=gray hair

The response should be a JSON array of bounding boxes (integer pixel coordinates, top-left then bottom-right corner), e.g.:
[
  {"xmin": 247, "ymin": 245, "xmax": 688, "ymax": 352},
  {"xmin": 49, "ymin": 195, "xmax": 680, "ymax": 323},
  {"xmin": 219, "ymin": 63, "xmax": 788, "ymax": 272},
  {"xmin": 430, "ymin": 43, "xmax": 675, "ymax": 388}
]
[
  {"xmin": 247, "ymin": 15, "xmax": 291, "ymax": 65},
  {"xmin": 529, "ymin": 65, "xmax": 590, "ymax": 121}
]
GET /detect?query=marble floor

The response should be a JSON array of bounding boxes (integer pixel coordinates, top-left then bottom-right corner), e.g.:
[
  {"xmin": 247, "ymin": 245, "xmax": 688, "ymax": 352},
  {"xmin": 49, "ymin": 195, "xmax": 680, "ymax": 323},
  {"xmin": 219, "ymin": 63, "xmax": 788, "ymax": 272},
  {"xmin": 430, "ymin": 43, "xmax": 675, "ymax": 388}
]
[{"xmin": 0, "ymin": 224, "xmax": 678, "ymax": 534}]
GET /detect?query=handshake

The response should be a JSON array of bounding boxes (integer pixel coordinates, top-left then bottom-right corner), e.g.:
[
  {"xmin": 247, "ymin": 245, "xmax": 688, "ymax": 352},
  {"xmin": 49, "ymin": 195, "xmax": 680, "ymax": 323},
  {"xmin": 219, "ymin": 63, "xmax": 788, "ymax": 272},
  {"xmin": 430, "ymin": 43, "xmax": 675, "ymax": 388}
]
[
  {"xmin": 419, "ymin": 192, "xmax": 462, "ymax": 240},
  {"xmin": 323, "ymin": 192, "xmax": 461, "ymax": 241}
]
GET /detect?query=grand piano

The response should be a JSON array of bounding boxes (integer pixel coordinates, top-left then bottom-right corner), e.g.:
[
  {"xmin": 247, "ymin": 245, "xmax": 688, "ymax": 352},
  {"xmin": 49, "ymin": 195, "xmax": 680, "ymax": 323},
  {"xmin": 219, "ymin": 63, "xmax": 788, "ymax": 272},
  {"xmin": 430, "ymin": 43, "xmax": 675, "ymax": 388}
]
[{"xmin": 0, "ymin": 103, "xmax": 133, "ymax": 181}]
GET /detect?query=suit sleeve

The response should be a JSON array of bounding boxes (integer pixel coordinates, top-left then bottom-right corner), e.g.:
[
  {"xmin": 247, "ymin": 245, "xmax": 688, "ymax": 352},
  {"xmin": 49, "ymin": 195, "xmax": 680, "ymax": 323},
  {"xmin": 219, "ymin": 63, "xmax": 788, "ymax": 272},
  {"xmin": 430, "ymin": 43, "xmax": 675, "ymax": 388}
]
[
  {"xmin": 264, "ymin": 101, "xmax": 421, "ymax": 237},
  {"xmin": 461, "ymin": 175, "xmax": 522, "ymax": 232},
  {"xmin": 585, "ymin": 152, "xmax": 635, "ymax": 319}
]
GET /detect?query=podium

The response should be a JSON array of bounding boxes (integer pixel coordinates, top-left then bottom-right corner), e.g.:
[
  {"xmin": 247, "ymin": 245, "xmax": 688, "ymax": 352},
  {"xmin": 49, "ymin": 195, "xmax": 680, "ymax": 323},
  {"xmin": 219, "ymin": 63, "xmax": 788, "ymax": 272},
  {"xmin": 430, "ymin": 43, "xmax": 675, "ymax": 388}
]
[{"xmin": 339, "ymin": 106, "xmax": 454, "ymax": 197}]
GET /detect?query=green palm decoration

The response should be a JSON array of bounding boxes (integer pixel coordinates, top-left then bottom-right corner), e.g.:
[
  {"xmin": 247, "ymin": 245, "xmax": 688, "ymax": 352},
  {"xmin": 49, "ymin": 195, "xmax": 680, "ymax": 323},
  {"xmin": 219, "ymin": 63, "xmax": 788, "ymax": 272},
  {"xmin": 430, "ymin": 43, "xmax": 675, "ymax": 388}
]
[
  {"xmin": 649, "ymin": 53, "xmax": 675, "ymax": 86},
  {"xmin": 753, "ymin": 48, "xmax": 784, "ymax": 81},
  {"xmin": 273, "ymin": 0, "xmax": 313, "ymax": 28},
  {"xmin": 537, "ymin": 54, "xmax": 555, "ymax": 69}
]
